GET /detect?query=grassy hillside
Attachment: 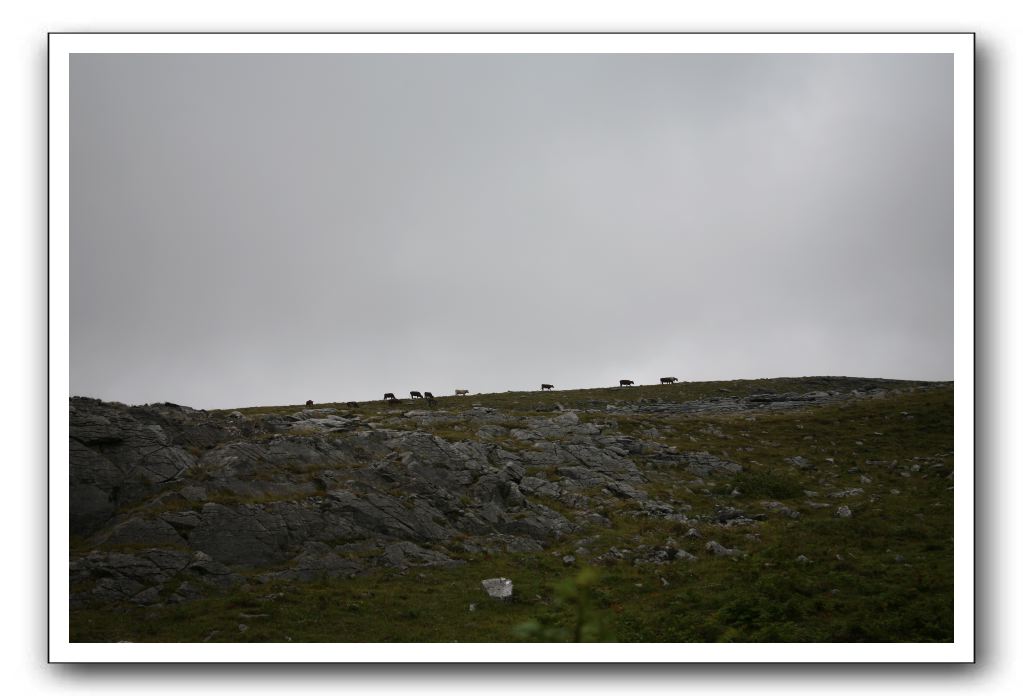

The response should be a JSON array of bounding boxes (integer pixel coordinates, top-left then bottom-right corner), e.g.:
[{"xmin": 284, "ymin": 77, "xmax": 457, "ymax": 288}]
[{"xmin": 71, "ymin": 377, "xmax": 954, "ymax": 643}]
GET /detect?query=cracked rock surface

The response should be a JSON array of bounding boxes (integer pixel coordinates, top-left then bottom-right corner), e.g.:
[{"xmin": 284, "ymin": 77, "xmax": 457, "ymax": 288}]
[{"xmin": 68, "ymin": 379, "xmax": 947, "ymax": 606}]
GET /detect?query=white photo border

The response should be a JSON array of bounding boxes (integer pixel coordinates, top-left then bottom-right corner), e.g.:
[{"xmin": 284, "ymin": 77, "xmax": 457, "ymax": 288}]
[{"xmin": 49, "ymin": 31, "xmax": 974, "ymax": 663}]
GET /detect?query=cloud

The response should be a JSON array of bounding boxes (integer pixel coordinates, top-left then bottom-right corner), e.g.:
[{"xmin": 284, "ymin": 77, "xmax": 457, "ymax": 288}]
[{"xmin": 70, "ymin": 53, "xmax": 953, "ymax": 408}]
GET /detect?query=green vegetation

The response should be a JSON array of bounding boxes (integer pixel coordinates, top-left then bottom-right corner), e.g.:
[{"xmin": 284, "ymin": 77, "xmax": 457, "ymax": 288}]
[
  {"xmin": 75, "ymin": 378, "xmax": 953, "ymax": 642},
  {"xmin": 515, "ymin": 567, "xmax": 614, "ymax": 642}
]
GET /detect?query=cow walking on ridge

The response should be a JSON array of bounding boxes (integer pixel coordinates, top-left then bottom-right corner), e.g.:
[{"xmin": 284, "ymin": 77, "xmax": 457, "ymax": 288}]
[
  {"xmin": 383, "ymin": 393, "xmax": 397, "ymax": 401},
  {"xmin": 619, "ymin": 379, "xmax": 635, "ymax": 387},
  {"xmin": 410, "ymin": 391, "xmax": 423, "ymax": 399},
  {"xmin": 660, "ymin": 377, "xmax": 678, "ymax": 385},
  {"xmin": 455, "ymin": 389, "xmax": 469, "ymax": 396},
  {"xmin": 541, "ymin": 384, "xmax": 554, "ymax": 391}
]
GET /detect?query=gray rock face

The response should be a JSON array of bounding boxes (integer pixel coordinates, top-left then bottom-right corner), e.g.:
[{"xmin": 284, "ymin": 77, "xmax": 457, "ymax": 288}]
[
  {"xmin": 70, "ymin": 548, "xmax": 239, "ymax": 606},
  {"xmin": 188, "ymin": 503, "xmax": 287, "ymax": 565},
  {"xmin": 66, "ymin": 391, "xmax": 752, "ymax": 607},
  {"xmin": 381, "ymin": 541, "xmax": 463, "ymax": 569},
  {"xmin": 260, "ymin": 542, "xmax": 364, "ymax": 582},
  {"xmin": 678, "ymin": 451, "xmax": 742, "ymax": 478},
  {"xmin": 289, "ymin": 415, "xmax": 360, "ymax": 433},
  {"xmin": 551, "ymin": 411, "xmax": 580, "ymax": 427},
  {"xmin": 94, "ymin": 517, "xmax": 185, "ymax": 548},
  {"xmin": 327, "ymin": 490, "xmax": 450, "ymax": 542},
  {"xmin": 70, "ymin": 398, "xmax": 197, "ymax": 536}
]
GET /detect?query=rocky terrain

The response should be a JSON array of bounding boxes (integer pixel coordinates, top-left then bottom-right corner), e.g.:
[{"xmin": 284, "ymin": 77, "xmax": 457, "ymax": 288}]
[{"xmin": 68, "ymin": 376, "xmax": 955, "ymax": 642}]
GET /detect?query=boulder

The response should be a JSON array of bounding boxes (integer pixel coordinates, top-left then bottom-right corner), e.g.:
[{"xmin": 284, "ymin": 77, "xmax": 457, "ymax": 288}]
[
  {"xmin": 705, "ymin": 541, "xmax": 743, "ymax": 558},
  {"xmin": 481, "ymin": 577, "xmax": 513, "ymax": 600}
]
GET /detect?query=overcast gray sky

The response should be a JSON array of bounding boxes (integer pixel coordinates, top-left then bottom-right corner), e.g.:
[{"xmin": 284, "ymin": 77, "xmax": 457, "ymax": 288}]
[{"xmin": 70, "ymin": 53, "xmax": 953, "ymax": 409}]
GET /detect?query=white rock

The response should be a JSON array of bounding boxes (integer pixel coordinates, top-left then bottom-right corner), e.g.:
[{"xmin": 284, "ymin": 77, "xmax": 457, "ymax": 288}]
[
  {"xmin": 705, "ymin": 540, "xmax": 742, "ymax": 557},
  {"xmin": 481, "ymin": 577, "xmax": 513, "ymax": 600}
]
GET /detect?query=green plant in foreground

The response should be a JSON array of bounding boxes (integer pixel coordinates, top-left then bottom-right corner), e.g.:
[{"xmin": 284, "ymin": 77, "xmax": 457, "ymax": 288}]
[{"xmin": 514, "ymin": 567, "xmax": 614, "ymax": 642}]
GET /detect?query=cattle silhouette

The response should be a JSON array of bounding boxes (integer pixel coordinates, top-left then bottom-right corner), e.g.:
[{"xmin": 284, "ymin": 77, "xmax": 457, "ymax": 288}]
[
  {"xmin": 305, "ymin": 399, "xmax": 314, "ymax": 406},
  {"xmin": 424, "ymin": 391, "xmax": 434, "ymax": 399},
  {"xmin": 619, "ymin": 379, "xmax": 635, "ymax": 387},
  {"xmin": 383, "ymin": 393, "xmax": 396, "ymax": 401},
  {"xmin": 455, "ymin": 389, "xmax": 469, "ymax": 396},
  {"xmin": 541, "ymin": 384, "xmax": 554, "ymax": 391},
  {"xmin": 660, "ymin": 377, "xmax": 678, "ymax": 385},
  {"xmin": 410, "ymin": 391, "xmax": 423, "ymax": 399}
]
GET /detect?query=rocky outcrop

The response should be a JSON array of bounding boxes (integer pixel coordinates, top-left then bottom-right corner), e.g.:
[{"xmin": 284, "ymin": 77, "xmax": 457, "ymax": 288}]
[
  {"xmin": 70, "ymin": 397, "xmax": 639, "ymax": 605},
  {"xmin": 70, "ymin": 398, "xmax": 198, "ymax": 536},
  {"xmin": 71, "ymin": 380, "xmax": 937, "ymax": 607}
]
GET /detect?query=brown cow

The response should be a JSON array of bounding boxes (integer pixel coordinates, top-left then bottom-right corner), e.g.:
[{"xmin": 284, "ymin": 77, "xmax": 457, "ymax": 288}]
[
  {"xmin": 619, "ymin": 379, "xmax": 635, "ymax": 387},
  {"xmin": 541, "ymin": 384, "xmax": 554, "ymax": 391},
  {"xmin": 455, "ymin": 389, "xmax": 469, "ymax": 396},
  {"xmin": 660, "ymin": 377, "xmax": 678, "ymax": 385}
]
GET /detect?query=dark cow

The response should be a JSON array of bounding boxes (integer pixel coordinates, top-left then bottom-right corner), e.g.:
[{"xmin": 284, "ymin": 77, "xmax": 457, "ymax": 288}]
[
  {"xmin": 424, "ymin": 391, "xmax": 434, "ymax": 399},
  {"xmin": 345, "ymin": 401, "xmax": 358, "ymax": 408},
  {"xmin": 541, "ymin": 384, "xmax": 554, "ymax": 391},
  {"xmin": 306, "ymin": 399, "xmax": 314, "ymax": 406},
  {"xmin": 660, "ymin": 377, "xmax": 678, "ymax": 385},
  {"xmin": 410, "ymin": 391, "xmax": 423, "ymax": 399},
  {"xmin": 383, "ymin": 393, "xmax": 396, "ymax": 401},
  {"xmin": 455, "ymin": 389, "xmax": 469, "ymax": 396},
  {"xmin": 619, "ymin": 379, "xmax": 635, "ymax": 387}
]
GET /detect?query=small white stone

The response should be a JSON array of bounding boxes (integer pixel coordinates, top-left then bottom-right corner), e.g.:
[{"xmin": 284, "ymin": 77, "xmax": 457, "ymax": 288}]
[{"xmin": 481, "ymin": 577, "xmax": 513, "ymax": 600}]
